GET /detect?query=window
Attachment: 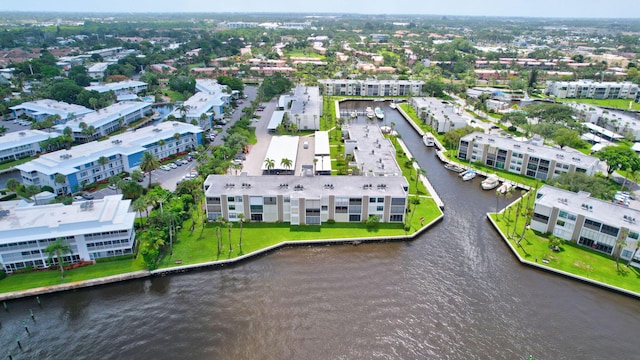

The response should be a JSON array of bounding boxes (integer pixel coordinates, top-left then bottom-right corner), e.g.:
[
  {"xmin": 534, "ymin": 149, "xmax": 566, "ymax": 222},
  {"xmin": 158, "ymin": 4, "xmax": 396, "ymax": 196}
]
[
  {"xmin": 584, "ymin": 219, "xmax": 601, "ymax": 231},
  {"xmin": 376, "ymin": 206, "xmax": 384, "ymax": 212},
  {"xmin": 532, "ymin": 212, "xmax": 549, "ymax": 224},
  {"xmin": 264, "ymin": 197, "xmax": 277, "ymax": 205},
  {"xmin": 369, "ymin": 198, "xmax": 376, "ymax": 203},
  {"xmin": 335, "ymin": 206, "xmax": 348, "ymax": 213},
  {"xmin": 390, "ymin": 214, "xmax": 403, "ymax": 222}
]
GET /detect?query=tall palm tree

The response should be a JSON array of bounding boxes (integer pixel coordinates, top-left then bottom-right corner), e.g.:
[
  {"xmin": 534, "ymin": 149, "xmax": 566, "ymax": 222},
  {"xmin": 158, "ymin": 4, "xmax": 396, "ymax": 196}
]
[
  {"xmin": 237, "ymin": 213, "xmax": 245, "ymax": 251},
  {"xmin": 25, "ymin": 184, "xmax": 40, "ymax": 204},
  {"xmin": 227, "ymin": 221, "xmax": 233, "ymax": 253},
  {"xmin": 44, "ymin": 238, "xmax": 73, "ymax": 279},
  {"xmin": 97, "ymin": 156, "xmax": 109, "ymax": 174},
  {"xmin": 280, "ymin": 158, "xmax": 292, "ymax": 172},
  {"xmin": 140, "ymin": 152, "xmax": 160, "ymax": 189},
  {"xmin": 132, "ymin": 197, "xmax": 147, "ymax": 226},
  {"xmin": 264, "ymin": 158, "xmax": 275, "ymax": 174},
  {"xmin": 176, "ymin": 104, "xmax": 191, "ymax": 121},
  {"xmin": 415, "ymin": 168, "xmax": 426, "ymax": 193},
  {"xmin": 54, "ymin": 173, "xmax": 67, "ymax": 195}
]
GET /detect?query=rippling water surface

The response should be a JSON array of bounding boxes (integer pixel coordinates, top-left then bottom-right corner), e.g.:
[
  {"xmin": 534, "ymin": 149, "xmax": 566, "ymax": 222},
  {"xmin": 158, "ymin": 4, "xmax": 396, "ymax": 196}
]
[{"xmin": 0, "ymin": 103, "xmax": 638, "ymax": 360}]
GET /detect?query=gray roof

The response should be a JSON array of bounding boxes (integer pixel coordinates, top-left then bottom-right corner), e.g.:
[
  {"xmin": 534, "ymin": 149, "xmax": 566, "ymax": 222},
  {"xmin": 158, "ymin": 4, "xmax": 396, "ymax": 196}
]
[{"xmin": 204, "ymin": 174, "xmax": 408, "ymax": 199}]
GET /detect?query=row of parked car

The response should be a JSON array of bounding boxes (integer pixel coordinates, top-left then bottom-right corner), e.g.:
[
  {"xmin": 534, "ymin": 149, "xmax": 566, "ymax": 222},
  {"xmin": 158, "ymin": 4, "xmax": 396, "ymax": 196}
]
[
  {"xmin": 159, "ymin": 157, "xmax": 192, "ymax": 171},
  {"xmin": 13, "ymin": 119, "xmax": 32, "ymax": 126}
]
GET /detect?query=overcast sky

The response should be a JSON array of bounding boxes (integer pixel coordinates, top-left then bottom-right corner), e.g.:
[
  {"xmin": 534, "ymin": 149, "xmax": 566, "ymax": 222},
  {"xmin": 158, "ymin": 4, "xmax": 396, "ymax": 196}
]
[{"xmin": 1, "ymin": 0, "xmax": 639, "ymax": 19}]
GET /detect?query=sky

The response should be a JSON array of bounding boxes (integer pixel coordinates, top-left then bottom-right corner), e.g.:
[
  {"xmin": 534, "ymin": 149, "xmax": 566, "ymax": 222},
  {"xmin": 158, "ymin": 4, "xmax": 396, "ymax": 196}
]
[{"xmin": 1, "ymin": 0, "xmax": 639, "ymax": 19}]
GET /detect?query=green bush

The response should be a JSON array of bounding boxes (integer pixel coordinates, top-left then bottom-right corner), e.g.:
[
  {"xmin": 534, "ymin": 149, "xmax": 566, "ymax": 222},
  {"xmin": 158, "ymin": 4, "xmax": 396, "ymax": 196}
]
[
  {"xmin": 0, "ymin": 193, "xmax": 17, "ymax": 201},
  {"xmin": 326, "ymin": 219, "xmax": 336, "ymax": 224}
]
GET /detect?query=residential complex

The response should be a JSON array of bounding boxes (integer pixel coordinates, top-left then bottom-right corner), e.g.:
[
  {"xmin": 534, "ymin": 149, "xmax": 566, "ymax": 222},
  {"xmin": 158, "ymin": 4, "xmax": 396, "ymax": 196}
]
[
  {"xmin": 568, "ymin": 102, "xmax": 640, "ymax": 141},
  {"xmin": 545, "ymin": 80, "xmax": 640, "ymax": 101},
  {"xmin": 10, "ymin": 99, "xmax": 93, "ymax": 123},
  {"xmin": 458, "ymin": 133, "xmax": 599, "ymax": 181},
  {"xmin": 85, "ymin": 80, "xmax": 148, "ymax": 100},
  {"xmin": 16, "ymin": 121, "xmax": 203, "ymax": 194},
  {"xmin": 319, "ymin": 79, "xmax": 424, "ymax": 97},
  {"xmin": 204, "ymin": 174, "xmax": 408, "ymax": 225},
  {"xmin": 52, "ymin": 101, "xmax": 152, "ymax": 141},
  {"xmin": 0, "ymin": 194, "xmax": 136, "ymax": 273},
  {"xmin": 411, "ymin": 97, "xmax": 469, "ymax": 133},
  {"xmin": 0, "ymin": 129, "xmax": 60, "ymax": 162},
  {"xmin": 168, "ymin": 80, "xmax": 231, "ymax": 129},
  {"xmin": 531, "ymin": 185, "xmax": 640, "ymax": 262}
]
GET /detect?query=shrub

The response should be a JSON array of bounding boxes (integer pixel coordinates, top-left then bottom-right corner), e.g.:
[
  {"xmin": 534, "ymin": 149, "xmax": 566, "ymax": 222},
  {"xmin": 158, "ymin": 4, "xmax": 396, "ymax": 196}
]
[{"xmin": 326, "ymin": 219, "xmax": 336, "ymax": 224}]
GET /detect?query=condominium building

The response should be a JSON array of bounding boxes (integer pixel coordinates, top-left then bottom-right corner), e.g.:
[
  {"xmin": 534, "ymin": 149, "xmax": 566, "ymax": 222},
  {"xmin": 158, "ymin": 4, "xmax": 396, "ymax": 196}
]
[
  {"xmin": 458, "ymin": 133, "xmax": 599, "ymax": 181},
  {"xmin": 411, "ymin": 97, "xmax": 469, "ymax": 133},
  {"xmin": 568, "ymin": 102, "xmax": 640, "ymax": 141},
  {"xmin": 204, "ymin": 174, "xmax": 408, "ymax": 225},
  {"xmin": 16, "ymin": 121, "xmax": 203, "ymax": 194},
  {"xmin": 545, "ymin": 80, "xmax": 639, "ymax": 100},
  {"xmin": 0, "ymin": 130, "xmax": 60, "ymax": 162},
  {"xmin": 10, "ymin": 99, "xmax": 93, "ymax": 123},
  {"xmin": 85, "ymin": 80, "xmax": 148, "ymax": 100},
  {"xmin": 531, "ymin": 185, "xmax": 640, "ymax": 263},
  {"xmin": 0, "ymin": 194, "xmax": 136, "ymax": 273},
  {"xmin": 318, "ymin": 79, "xmax": 424, "ymax": 97},
  {"xmin": 53, "ymin": 101, "xmax": 152, "ymax": 141},
  {"xmin": 169, "ymin": 83, "xmax": 231, "ymax": 129},
  {"xmin": 278, "ymin": 85, "xmax": 322, "ymax": 130},
  {"xmin": 87, "ymin": 62, "xmax": 109, "ymax": 79}
]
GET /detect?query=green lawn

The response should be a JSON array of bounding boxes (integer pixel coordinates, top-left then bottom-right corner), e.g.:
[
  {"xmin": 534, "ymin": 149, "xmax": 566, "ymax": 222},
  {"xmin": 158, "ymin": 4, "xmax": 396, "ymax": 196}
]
[
  {"xmin": 0, "ymin": 257, "xmax": 146, "ymax": 293},
  {"xmin": 164, "ymin": 90, "xmax": 186, "ymax": 102},
  {"xmin": 490, "ymin": 195, "xmax": 640, "ymax": 293},
  {"xmin": 558, "ymin": 98, "xmax": 640, "ymax": 111},
  {"xmin": 285, "ymin": 50, "xmax": 325, "ymax": 59}
]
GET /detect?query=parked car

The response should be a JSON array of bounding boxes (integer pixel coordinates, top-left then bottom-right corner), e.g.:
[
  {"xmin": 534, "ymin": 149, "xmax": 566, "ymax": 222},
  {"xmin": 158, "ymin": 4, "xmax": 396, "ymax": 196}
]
[
  {"xmin": 169, "ymin": 163, "xmax": 178, "ymax": 169},
  {"xmin": 123, "ymin": 177, "xmax": 132, "ymax": 182},
  {"xmin": 181, "ymin": 159, "xmax": 189, "ymax": 165},
  {"xmin": 82, "ymin": 193, "xmax": 94, "ymax": 200},
  {"xmin": 174, "ymin": 161, "xmax": 182, "ymax": 167},
  {"xmin": 73, "ymin": 195, "xmax": 84, "ymax": 201}
]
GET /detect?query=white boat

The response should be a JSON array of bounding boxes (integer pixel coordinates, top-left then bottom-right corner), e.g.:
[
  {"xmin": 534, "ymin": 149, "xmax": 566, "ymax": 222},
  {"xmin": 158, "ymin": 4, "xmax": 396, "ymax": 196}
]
[
  {"xmin": 375, "ymin": 107, "xmax": 384, "ymax": 120},
  {"xmin": 423, "ymin": 133, "xmax": 435, "ymax": 147},
  {"xmin": 444, "ymin": 163, "xmax": 465, "ymax": 173},
  {"xmin": 365, "ymin": 107, "xmax": 375, "ymax": 119},
  {"xmin": 497, "ymin": 182, "xmax": 513, "ymax": 194},
  {"xmin": 350, "ymin": 110, "xmax": 357, "ymax": 119},
  {"xmin": 481, "ymin": 174, "xmax": 500, "ymax": 190},
  {"xmin": 462, "ymin": 170, "xmax": 476, "ymax": 181},
  {"xmin": 389, "ymin": 103, "xmax": 397, "ymax": 110}
]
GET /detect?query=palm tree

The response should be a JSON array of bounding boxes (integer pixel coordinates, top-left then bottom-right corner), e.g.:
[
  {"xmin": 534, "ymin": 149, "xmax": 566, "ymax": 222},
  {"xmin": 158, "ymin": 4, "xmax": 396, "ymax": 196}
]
[
  {"xmin": 132, "ymin": 197, "xmax": 147, "ymax": 226},
  {"xmin": 54, "ymin": 173, "xmax": 67, "ymax": 195},
  {"xmin": 25, "ymin": 184, "xmax": 40, "ymax": 204},
  {"xmin": 415, "ymin": 168, "xmax": 426, "ymax": 193},
  {"xmin": 63, "ymin": 126, "xmax": 73, "ymax": 137},
  {"xmin": 231, "ymin": 162, "xmax": 243, "ymax": 175},
  {"xmin": 227, "ymin": 221, "xmax": 233, "ymax": 253},
  {"xmin": 237, "ymin": 213, "xmax": 245, "ymax": 251},
  {"xmin": 97, "ymin": 156, "xmax": 109, "ymax": 174},
  {"xmin": 44, "ymin": 238, "xmax": 73, "ymax": 279},
  {"xmin": 176, "ymin": 104, "xmax": 192, "ymax": 121},
  {"xmin": 140, "ymin": 152, "xmax": 160, "ymax": 189},
  {"xmin": 5, "ymin": 178, "xmax": 20, "ymax": 193},
  {"xmin": 264, "ymin": 158, "xmax": 275, "ymax": 174},
  {"xmin": 280, "ymin": 158, "xmax": 292, "ymax": 173}
]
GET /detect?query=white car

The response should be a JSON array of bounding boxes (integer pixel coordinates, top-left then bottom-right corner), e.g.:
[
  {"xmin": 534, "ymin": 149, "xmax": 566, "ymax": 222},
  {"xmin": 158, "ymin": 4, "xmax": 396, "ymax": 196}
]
[{"xmin": 169, "ymin": 163, "xmax": 178, "ymax": 169}]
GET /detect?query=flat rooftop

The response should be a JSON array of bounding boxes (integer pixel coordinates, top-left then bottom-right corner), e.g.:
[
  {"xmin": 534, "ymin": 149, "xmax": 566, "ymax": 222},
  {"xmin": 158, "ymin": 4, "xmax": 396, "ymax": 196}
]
[
  {"xmin": 85, "ymin": 80, "xmax": 147, "ymax": 93},
  {"xmin": 53, "ymin": 101, "xmax": 151, "ymax": 132},
  {"xmin": 262, "ymin": 136, "xmax": 299, "ymax": 172},
  {"xmin": 205, "ymin": 174, "xmax": 408, "ymax": 199},
  {"xmin": 10, "ymin": 99, "xmax": 93, "ymax": 118},
  {"xmin": 536, "ymin": 185, "xmax": 640, "ymax": 232},
  {"xmin": 0, "ymin": 130, "xmax": 59, "ymax": 152},
  {"xmin": 0, "ymin": 195, "xmax": 135, "ymax": 244},
  {"xmin": 347, "ymin": 124, "xmax": 401, "ymax": 176}
]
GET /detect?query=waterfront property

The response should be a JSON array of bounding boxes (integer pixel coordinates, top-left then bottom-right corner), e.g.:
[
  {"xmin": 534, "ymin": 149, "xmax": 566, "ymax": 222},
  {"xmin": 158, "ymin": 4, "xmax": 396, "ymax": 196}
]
[
  {"xmin": 411, "ymin": 97, "xmax": 469, "ymax": 133},
  {"xmin": 319, "ymin": 79, "xmax": 424, "ymax": 97},
  {"xmin": 545, "ymin": 80, "xmax": 639, "ymax": 101},
  {"xmin": 16, "ymin": 121, "xmax": 203, "ymax": 194},
  {"xmin": 0, "ymin": 129, "xmax": 60, "ymax": 162},
  {"xmin": 168, "ymin": 83, "xmax": 231, "ymax": 130},
  {"xmin": 0, "ymin": 194, "xmax": 136, "ymax": 273},
  {"xmin": 53, "ymin": 101, "xmax": 152, "ymax": 141},
  {"xmin": 530, "ymin": 185, "xmax": 640, "ymax": 264},
  {"xmin": 10, "ymin": 99, "xmax": 93, "ymax": 123},
  {"xmin": 204, "ymin": 174, "xmax": 408, "ymax": 225},
  {"xmin": 458, "ymin": 132, "xmax": 599, "ymax": 181},
  {"xmin": 568, "ymin": 102, "xmax": 640, "ymax": 141},
  {"xmin": 343, "ymin": 123, "xmax": 401, "ymax": 176}
]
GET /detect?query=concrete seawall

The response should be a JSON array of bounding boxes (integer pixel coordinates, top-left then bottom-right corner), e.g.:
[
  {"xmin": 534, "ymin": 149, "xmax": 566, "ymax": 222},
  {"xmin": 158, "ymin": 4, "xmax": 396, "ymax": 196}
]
[{"xmin": 486, "ymin": 213, "xmax": 640, "ymax": 300}]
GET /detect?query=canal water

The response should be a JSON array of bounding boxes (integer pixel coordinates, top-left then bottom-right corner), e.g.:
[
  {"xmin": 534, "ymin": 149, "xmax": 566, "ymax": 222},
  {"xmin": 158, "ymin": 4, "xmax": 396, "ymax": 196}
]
[{"xmin": 0, "ymin": 102, "xmax": 638, "ymax": 359}]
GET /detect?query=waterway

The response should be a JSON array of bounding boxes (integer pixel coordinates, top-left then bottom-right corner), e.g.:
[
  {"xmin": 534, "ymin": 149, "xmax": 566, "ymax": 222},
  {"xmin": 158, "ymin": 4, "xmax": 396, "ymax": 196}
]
[{"xmin": 0, "ymin": 101, "xmax": 638, "ymax": 359}]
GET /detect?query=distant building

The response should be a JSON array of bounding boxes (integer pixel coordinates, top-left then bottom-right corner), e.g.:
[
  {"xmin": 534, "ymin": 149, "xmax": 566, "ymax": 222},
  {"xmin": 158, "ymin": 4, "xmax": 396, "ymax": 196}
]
[
  {"xmin": 10, "ymin": 100, "xmax": 93, "ymax": 123},
  {"xmin": 16, "ymin": 121, "xmax": 203, "ymax": 194},
  {"xmin": 568, "ymin": 102, "xmax": 640, "ymax": 141},
  {"xmin": 53, "ymin": 101, "xmax": 152, "ymax": 141},
  {"xmin": 168, "ymin": 81, "xmax": 231, "ymax": 129},
  {"xmin": 530, "ymin": 185, "xmax": 640, "ymax": 264},
  {"xmin": 319, "ymin": 79, "xmax": 424, "ymax": 97},
  {"xmin": 458, "ymin": 132, "xmax": 599, "ymax": 181},
  {"xmin": 0, "ymin": 194, "xmax": 136, "ymax": 273},
  {"xmin": 545, "ymin": 80, "xmax": 639, "ymax": 101},
  {"xmin": 85, "ymin": 80, "xmax": 148, "ymax": 100},
  {"xmin": 411, "ymin": 97, "xmax": 468, "ymax": 133},
  {"xmin": 87, "ymin": 62, "xmax": 109, "ymax": 79},
  {"xmin": 0, "ymin": 130, "xmax": 60, "ymax": 162}
]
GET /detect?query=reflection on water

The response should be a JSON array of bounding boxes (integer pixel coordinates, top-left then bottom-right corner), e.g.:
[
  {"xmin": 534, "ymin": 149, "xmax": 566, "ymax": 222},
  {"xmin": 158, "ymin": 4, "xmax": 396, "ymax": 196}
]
[{"xmin": 0, "ymin": 103, "xmax": 638, "ymax": 359}]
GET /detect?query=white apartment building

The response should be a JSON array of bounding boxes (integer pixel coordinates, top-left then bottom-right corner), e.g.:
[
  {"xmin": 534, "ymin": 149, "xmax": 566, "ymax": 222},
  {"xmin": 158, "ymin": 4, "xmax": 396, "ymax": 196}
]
[
  {"xmin": 545, "ymin": 80, "xmax": 639, "ymax": 100},
  {"xmin": 411, "ymin": 97, "xmax": 469, "ymax": 133},
  {"xmin": 16, "ymin": 121, "xmax": 203, "ymax": 194},
  {"xmin": 169, "ymin": 85, "xmax": 231, "ymax": 130},
  {"xmin": 319, "ymin": 79, "xmax": 424, "ymax": 97},
  {"xmin": 278, "ymin": 85, "xmax": 322, "ymax": 130},
  {"xmin": 458, "ymin": 133, "xmax": 599, "ymax": 181},
  {"xmin": 10, "ymin": 99, "xmax": 93, "ymax": 123},
  {"xmin": 531, "ymin": 185, "xmax": 640, "ymax": 263},
  {"xmin": 0, "ymin": 194, "xmax": 136, "ymax": 273},
  {"xmin": 0, "ymin": 130, "xmax": 60, "ymax": 162},
  {"xmin": 53, "ymin": 101, "xmax": 152, "ymax": 141},
  {"xmin": 85, "ymin": 80, "xmax": 148, "ymax": 100}
]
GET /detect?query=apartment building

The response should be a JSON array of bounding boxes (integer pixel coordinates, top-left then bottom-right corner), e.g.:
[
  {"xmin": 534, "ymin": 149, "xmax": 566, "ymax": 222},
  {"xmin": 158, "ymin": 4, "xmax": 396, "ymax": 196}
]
[
  {"xmin": 0, "ymin": 194, "xmax": 136, "ymax": 273},
  {"xmin": 411, "ymin": 97, "xmax": 469, "ymax": 133},
  {"xmin": 458, "ymin": 133, "xmax": 599, "ymax": 181},
  {"xmin": 319, "ymin": 79, "xmax": 424, "ymax": 97},
  {"xmin": 531, "ymin": 185, "xmax": 640, "ymax": 263},
  {"xmin": 16, "ymin": 121, "xmax": 203, "ymax": 194},
  {"xmin": 545, "ymin": 80, "xmax": 639, "ymax": 100},
  {"xmin": 10, "ymin": 99, "xmax": 93, "ymax": 123},
  {"xmin": 0, "ymin": 130, "xmax": 60, "ymax": 162}
]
